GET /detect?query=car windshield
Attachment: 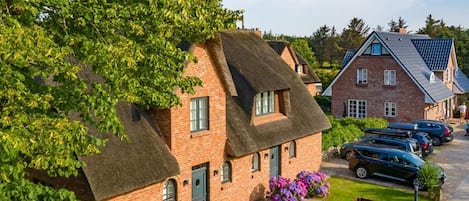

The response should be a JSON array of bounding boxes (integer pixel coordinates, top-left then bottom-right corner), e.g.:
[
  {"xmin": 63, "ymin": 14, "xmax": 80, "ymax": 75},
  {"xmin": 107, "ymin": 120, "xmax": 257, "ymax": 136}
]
[{"xmin": 401, "ymin": 153, "xmax": 425, "ymax": 167}]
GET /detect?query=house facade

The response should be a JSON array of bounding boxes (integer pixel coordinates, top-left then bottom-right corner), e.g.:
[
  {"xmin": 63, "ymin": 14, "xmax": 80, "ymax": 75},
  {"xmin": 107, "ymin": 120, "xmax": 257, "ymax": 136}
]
[
  {"xmin": 323, "ymin": 30, "xmax": 469, "ymax": 122},
  {"xmin": 34, "ymin": 30, "xmax": 330, "ymax": 201}
]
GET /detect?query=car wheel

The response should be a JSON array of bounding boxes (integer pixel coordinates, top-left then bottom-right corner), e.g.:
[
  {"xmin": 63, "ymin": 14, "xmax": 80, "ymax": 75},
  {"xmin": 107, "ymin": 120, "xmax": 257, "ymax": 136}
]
[
  {"xmin": 432, "ymin": 137, "xmax": 442, "ymax": 146},
  {"xmin": 345, "ymin": 151, "xmax": 352, "ymax": 161},
  {"xmin": 355, "ymin": 166, "xmax": 369, "ymax": 179}
]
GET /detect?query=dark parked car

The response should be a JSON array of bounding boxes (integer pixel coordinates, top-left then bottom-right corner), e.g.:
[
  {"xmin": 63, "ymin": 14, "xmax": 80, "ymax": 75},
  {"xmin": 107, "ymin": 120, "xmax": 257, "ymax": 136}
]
[
  {"xmin": 340, "ymin": 134, "xmax": 422, "ymax": 160},
  {"xmin": 364, "ymin": 128, "xmax": 433, "ymax": 156},
  {"xmin": 387, "ymin": 120, "xmax": 454, "ymax": 146},
  {"xmin": 348, "ymin": 144, "xmax": 446, "ymax": 189}
]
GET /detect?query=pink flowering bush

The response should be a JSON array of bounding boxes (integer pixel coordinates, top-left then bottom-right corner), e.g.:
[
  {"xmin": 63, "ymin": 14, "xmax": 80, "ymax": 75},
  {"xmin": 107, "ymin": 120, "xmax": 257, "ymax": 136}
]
[
  {"xmin": 295, "ymin": 171, "xmax": 330, "ymax": 198},
  {"xmin": 267, "ymin": 176, "xmax": 305, "ymax": 201},
  {"xmin": 267, "ymin": 171, "xmax": 330, "ymax": 201}
]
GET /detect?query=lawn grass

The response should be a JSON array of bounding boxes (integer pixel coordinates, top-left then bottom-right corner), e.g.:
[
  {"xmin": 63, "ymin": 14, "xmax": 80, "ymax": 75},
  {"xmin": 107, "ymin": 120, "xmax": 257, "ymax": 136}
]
[{"xmin": 321, "ymin": 176, "xmax": 431, "ymax": 201}]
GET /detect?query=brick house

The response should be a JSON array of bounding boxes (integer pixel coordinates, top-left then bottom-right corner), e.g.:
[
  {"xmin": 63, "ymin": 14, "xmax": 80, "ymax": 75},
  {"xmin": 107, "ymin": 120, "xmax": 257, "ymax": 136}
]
[
  {"xmin": 267, "ymin": 41, "xmax": 322, "ymax": 96},
  {"xmin": 32, "ymin": 30, "xmax": 330, "ymax": 201},
  {"xmin": 323, "ymin": 30, "xmax": 469, "ymax": 122}
]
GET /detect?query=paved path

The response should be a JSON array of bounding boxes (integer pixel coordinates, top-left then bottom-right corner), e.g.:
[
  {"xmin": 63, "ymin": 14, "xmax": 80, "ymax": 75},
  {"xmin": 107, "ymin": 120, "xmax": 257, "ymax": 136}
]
[
  {"xmin": 451, "ymin": 176, "xmax": 469, "ymax": 201},
  {"xmin": 320, "ymin": 119, "xmax": 469, "ymax": 201},
  {"xmin": 428, "ymin": 121, "xmax": 469, "ymax": 201}
]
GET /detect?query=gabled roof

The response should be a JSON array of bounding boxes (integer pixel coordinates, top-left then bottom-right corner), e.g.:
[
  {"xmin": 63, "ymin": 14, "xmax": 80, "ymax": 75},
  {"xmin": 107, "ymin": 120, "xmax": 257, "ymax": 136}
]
[
  {"xmin": 295, "ymin": 52, "xmax": 321, "ymax": 84},
  {"xmin": 454, "ymin": 69, "xmax": 469, "ymax": 94},
  {"xmin": 267, "ymin": 41, "xmax": 288, "ymax": 55},
  {"xmin": 341, "ymin": 49, "xmax": 356, "ymax": 68},
  {"xmin": 412, "ymin": 39, "xmax": 453, "ymax": 71},
  {"xmin": 323, "ymin": 31, "xmax": 454, "ymax": 103},
  {"xmin": 79, "ymin": 102, "xmax": 179, "ymax": 201},
  {"xmin": 266, "ymin": 40, "xmax": 321, "ymax": 84},
  {"xmin": 219, "ymin": 31, "xmax": 330, "ymax": 157}
]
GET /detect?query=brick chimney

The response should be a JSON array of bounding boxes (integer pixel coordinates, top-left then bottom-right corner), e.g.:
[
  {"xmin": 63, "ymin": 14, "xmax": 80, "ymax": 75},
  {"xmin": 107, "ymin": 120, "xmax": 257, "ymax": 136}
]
[{"xmin": 394, "ymin": 28, "xmax": 407, "ymax": 34}]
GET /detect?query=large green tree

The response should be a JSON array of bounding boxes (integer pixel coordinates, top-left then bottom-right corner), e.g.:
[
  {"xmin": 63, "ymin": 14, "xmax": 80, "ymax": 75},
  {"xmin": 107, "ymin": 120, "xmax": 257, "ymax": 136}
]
[
  {"xmin": 310, "ymin": 25, "xmax": 331, "ymax": 67},
  {"xmin": 339, "ymin": 18, "xmax": 369, "ymax": 56},
  {"xmin": 0, "ymin": 0, "xmax": 240, "ymax": 199},
  {"xmin": 417, "ymin": 14, "xmax": 445, "ymax": 38}
]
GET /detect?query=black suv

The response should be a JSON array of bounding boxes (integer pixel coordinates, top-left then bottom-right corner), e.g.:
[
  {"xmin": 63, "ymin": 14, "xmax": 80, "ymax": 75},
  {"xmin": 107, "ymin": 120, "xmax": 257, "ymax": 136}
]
[
  {"xmin": 388, "ymin": 121, "xmax": 454, "ymax": 146},
  {"xmin": 348, "ymin": 144, "xmax": 446, "ymax": 188},
  {"xmin": 364, "ymin": 128, "xmax": 433, "ymax": 156},
  {"xmin": 340, "ymin": 134, "xmax": 422, "ymax": 160}
]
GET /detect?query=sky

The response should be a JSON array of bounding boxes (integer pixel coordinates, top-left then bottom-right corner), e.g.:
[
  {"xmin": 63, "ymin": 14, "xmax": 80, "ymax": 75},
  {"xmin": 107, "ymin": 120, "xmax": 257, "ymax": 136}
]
[{"xmin": 222, "ymin": 0, "xmax": 469, "ymax": 36}]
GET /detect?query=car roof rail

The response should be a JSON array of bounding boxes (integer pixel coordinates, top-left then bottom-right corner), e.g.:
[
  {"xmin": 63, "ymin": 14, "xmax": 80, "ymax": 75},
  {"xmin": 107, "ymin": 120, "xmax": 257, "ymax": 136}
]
[{"xmin": 364, "ymin": 128, "xmax": 412, "ymax": 138}]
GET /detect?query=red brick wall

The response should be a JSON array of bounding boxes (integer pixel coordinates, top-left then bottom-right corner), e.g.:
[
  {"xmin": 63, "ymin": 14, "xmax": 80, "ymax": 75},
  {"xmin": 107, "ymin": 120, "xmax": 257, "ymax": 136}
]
[
  {"xmin": 110, "ymin": 44, "xmax": 323, "ymax": 201},
  {"xmin": 305, "ymin": 83, "xmax": 318, "ymax": 97},
  {"xmin": 280, "ymin": 48, "xmax": 296, "ymax": 72},
  {"xmin": 331, "ymin": 55, "xmax": 426, "ymax": 122}
]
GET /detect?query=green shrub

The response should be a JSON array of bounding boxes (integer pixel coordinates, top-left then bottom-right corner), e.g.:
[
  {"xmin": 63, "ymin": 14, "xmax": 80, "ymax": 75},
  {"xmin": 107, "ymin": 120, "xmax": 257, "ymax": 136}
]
[
  {"xmin": 314, "ymin": 95, "xmax": 331, "ymax": 113},
  {"xmin": 417, "ymin": 162, "xmax": 442, "ymax": 201},
  {"xmin": 322, "ymin": 116, "xmax": 388, "ymax": 150}
]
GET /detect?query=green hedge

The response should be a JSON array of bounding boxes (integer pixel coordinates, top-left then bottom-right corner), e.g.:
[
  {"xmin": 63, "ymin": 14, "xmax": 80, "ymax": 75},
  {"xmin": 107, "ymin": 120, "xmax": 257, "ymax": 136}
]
[{"xmin": 322, "ymin": 116, "xmax": 388, "ymax": 150}]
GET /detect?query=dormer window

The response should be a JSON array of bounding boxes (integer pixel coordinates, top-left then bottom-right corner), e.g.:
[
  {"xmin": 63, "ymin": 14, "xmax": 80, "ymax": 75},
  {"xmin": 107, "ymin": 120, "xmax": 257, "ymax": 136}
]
[
  {"xmin": 255, "ymin": 91, "xmax": 275, "ymax": 116},
  {"xmin": 295, "ymin": 64, "xmax": 305, "ymax": 74},
  {"xmin": 371, "ymin": 43, "xmax": 382, "ymax": 55},
  {"xmin": 430, "ymin": 72, "xmax": 436, "ymax": 83},
  {"xmin": 253, "ymin": 90, "xmax": 290, "ymax": 125}
]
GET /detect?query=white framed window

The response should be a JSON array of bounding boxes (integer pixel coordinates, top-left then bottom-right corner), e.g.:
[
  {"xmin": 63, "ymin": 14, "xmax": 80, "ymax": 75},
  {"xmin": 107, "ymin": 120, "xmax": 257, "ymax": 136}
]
[
  {"xmin": 430, "ymin": 72, "xmax": 436, "ymax": 83},
  {"xmin": 163, "ymin": 179, "xmax": 176, "ymax": 201},
  {"xmin": 384, "ymin": 102, "xmax": 397, "ymax": 117},
  {"xmin": 288, "ymin": 141, "xmax": 296, "ymax": 158},
  {"xmin": 221, "ymin": 162, "xmax": 232, "ymax": 183},
  {"xmin": 357, "ymin": 69, "xmax": 368, "ymax": 84},
  {"xmin": 251, "ymin": 153, "xmax": 260, "ymax": 172},
  {"xmin": 384, "ymin": 70, "xmax": 396, "ymax": 85},
  {"xmin": 371, "ymin": 43, "xmax": 382, "ymax": 55},
  {"xmin": 190, "ymin": 97, "xmax": 208, "ymax": 132},
  {"xmin": 348, "ymin": 99, "xmax": 367, "ymax": 118},
  {"xmin": 295, "ymin": 64, "xmax": 304, "ymax": 74},
  {"xmin": 255, "ymin": 91, "xmax": 275, "ymax": 116}
]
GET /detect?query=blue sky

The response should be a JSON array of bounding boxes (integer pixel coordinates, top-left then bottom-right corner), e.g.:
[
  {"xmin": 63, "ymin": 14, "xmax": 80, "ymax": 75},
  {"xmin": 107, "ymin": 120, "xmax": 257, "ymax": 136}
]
[{"xmin": 222, "ymin": 0, "xmax": 469, "ymax": 36}]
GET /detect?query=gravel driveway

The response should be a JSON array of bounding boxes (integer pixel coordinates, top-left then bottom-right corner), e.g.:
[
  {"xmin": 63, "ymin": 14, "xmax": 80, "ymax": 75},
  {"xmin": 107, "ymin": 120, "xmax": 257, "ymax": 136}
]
[{"xmin": 319, "ymin": 120, "xmax": 468, "ymax": 201}]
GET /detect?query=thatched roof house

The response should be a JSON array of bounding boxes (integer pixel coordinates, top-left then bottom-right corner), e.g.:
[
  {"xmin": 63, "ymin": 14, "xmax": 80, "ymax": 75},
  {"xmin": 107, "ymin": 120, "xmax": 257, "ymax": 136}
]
[{"xmin": 219, "ymin": 31, "xmax": 330, "ymax": 157}]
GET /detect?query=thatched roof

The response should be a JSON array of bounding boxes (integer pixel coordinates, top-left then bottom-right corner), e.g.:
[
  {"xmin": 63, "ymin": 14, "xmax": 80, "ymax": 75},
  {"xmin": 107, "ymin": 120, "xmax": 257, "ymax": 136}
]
[
  {"xmin": 266, "ymin": 40, "xmax": 321, "ymax": 84},
  {"xmin": 220, "ymin": 31, "xmax": 331, "ymax": 157},
  {"xmin": 295, "ymin": 51, "xmax": 321, "ymax": 84},
  {"xmin": 78, "ymin": 102, "xmax": 179, "ymax": 200}
]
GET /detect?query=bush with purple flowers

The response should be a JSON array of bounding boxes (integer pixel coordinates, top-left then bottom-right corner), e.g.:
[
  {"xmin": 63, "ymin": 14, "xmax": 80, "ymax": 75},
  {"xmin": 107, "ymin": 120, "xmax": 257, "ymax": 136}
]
[
  {"xmin": 267, "ymin": 171, "xmax": 330, "ymax": 201},
  {"xmin": 296, "ymin": 171, "xmax": 330, "ymax": 198}
]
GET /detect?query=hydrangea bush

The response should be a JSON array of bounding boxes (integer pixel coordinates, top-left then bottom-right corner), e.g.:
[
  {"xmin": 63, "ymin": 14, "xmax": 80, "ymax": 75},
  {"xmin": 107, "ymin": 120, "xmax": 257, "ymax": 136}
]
[
  {"xmin": 296, "ymin": 171, "xmax": 330, "ymax": 198},
  {"xmin": 267, "ymin": 171, "xmax": 330, "ymax": 201}
]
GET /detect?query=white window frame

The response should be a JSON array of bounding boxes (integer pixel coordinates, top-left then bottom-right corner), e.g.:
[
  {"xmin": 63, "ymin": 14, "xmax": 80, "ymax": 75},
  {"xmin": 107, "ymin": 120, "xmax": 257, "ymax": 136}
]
[
  {"xmin": 251, "ymin": 153, "xmax": 260, "ymax": 172},
  {"xmin": 221, "ymin": 162, "xmax": 231, "ymax": 183},
  {"xmin": 295, "ymin": 64, "xmax": 304, "ymax": 74},
  {"xmin": 190, "ymin": 97, "xmax": 208, "ymax": 132},
  {"xmin": 255, "ymin": 91, "xmax": 275, "ymax": 115},
  {"xmin": 384, "ymin": 101, "xmax": 397, "ymax": 117},
  {"xmin": 384, "ymin": 70, "xmax": 396, "ymax": 85},
  {"xmin": 357, "ymin": 69, "xmax": 368, "ymax": 84},
  {"xmin": 348, "ymin": 99, "xmax": 367, "ymax": 118},
  {"xmin": 163, "ymin": 179, "xmax": 176, "ymax": 201},
  {"xmin": 288, "ymin": 141, "xmax": 296, "ymax": 158},
  {"xmin": 430, "ymin": 72, "xmax": 436, "ymax": 83}
]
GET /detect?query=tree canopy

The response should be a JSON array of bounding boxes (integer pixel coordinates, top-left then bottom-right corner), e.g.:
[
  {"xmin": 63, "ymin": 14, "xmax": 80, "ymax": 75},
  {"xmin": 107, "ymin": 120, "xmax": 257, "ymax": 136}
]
[{"xmin": 0, "ymin": 0, "xmax": 240, "ymax": 199}]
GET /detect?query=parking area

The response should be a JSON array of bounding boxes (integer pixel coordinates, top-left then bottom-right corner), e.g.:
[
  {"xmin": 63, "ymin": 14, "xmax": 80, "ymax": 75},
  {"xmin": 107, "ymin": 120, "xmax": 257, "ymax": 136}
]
[{"xmin": 320, "ymin": 120, "xmax": 469, "ymax": 201}]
